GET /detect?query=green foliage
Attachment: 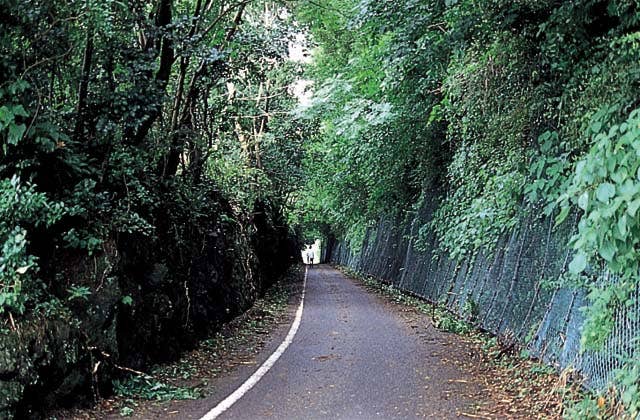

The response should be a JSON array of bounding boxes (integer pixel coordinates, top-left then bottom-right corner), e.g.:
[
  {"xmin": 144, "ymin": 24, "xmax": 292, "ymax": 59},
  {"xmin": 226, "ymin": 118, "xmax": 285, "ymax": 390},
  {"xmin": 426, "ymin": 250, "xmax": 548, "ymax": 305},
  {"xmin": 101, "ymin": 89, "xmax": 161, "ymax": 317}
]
[
  {"xmin": 0, "ymin": 176, "xmax": 65, "ymax": 314},
  {"xmin": 432, "ymin": 143, "xmax": 525, "ymax": 259},
  {"xmin": 554, "ymin": 108, "xmax": 640, "ymax": 350},
  {"xmin": 3, "ymin": 0, "xmax": 640, "ymax": 412},
  {"xmin": 579, "ymin": 282, "xmax": 633, "ymax": 350},
  {"xmin": 300, "ymin": 226, "xmax": 323, "ymax": 245},
  {"xmin": 561, "ymin": 108, "xmax": 640, "ymax": 277},
  {"xmin": 0, "ymin": 177, "xmax": 65, "ymax": 231},
  {"xmin": 430, "ymin": 30, "xmax": 543, "ymax": 259},
  {"xmin": 119, "ymin": 405, "xmax": 134, "ymax": 417},
  {"xmin": 563, "ymin": 396, "xmax": 603, "ymax": 419},
  {"xmin": 66, "ymin": 285, "xmax": 92, "ymax": 302},
  {"xmin": 616, "ymin": 360, "xmax": 640, "ymax": 417},
  {"xmin": 0, "ymin": 228, "xmax": 32, "ymax": 315},
  {"xmin": 432, "ymin": 307, "xmax": 474, "ymax": 335},
  {"xmin": 294, "ymin": 1, "xmax": 445, "ymax": 245},
  {"xmin": 113, "ymin": 374, "xmax": 203, "ymax": 401},
  {"xmin": 0, "ymin": 0, "xmax": 304, "ymax": 320},
  {"xmin": 206, "ymin": 148, "xmax": 273, "ymax": 214},
  {"xmin": 525, "ymin": 131, "xmax": 573, "ymax": 216}
]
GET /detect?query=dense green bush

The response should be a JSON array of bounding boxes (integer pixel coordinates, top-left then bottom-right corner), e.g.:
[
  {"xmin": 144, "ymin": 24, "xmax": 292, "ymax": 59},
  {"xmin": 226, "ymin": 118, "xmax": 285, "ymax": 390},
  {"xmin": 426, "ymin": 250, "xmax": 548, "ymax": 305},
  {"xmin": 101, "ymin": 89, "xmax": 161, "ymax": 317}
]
[{"xmin": 0, "ymin": 176, "xmax": 65, "ymax": 315}]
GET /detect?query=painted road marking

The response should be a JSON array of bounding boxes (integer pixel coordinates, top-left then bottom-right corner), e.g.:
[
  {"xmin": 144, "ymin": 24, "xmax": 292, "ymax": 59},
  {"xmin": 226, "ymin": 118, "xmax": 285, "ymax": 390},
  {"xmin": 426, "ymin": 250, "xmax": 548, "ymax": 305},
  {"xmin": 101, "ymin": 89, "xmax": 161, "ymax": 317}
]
[{"xmin": 199, "ymin": 266, "xmax": 308, "ymax": 420}]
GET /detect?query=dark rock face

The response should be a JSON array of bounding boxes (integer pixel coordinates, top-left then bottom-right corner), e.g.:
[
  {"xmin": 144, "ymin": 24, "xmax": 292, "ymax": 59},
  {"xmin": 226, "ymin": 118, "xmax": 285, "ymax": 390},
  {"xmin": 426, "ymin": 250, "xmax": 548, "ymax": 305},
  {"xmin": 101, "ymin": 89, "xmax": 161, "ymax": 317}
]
[
  {"xmin": 252, "ymin": 200, "xmax": 299, "ymax": 282},
  {"xmin": 1, "ymin": 317, "xmax": 90, "ymax": 418},
  {"xmin": 0, "ymin": 240, "xmax": 122, "ymax": 418},
  {"xmin": 0, "ymin": 198, "xmax": 294, "ymax": 419}
]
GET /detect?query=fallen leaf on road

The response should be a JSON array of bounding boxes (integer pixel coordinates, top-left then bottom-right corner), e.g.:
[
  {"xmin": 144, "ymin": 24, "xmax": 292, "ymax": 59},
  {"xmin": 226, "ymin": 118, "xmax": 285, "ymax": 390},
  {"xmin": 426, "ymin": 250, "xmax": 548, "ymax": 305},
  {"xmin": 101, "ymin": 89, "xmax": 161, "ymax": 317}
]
[{"xmin": 312, "ymin": 354, "xmax": 338, "ymax": 362}]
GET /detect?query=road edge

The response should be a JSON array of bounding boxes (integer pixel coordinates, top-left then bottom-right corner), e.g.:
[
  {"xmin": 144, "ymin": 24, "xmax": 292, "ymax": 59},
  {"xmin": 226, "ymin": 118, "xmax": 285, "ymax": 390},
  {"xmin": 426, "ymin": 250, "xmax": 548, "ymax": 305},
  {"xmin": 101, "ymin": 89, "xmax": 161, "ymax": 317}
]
[{"xmin": 199, "ymin": 266, "xmax": 309, "ymax": 420}]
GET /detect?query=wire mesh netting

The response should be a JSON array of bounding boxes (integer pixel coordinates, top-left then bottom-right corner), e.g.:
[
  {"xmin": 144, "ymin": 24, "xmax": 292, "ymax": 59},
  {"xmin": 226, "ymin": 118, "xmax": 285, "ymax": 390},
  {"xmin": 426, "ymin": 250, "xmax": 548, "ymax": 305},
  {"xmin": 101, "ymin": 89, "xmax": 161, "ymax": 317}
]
[{"xmin": 331, "ymin": 199, "xmax": 640, "ymax": 391}]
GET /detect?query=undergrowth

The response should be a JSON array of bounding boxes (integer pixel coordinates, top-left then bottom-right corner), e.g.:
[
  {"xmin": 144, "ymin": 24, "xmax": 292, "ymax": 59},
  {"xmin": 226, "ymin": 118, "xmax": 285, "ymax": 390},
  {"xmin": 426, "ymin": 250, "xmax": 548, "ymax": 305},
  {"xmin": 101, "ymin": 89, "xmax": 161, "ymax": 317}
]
[{"xmin": 112, "ymin": 375, "xmax": 203, "ymax": 402}]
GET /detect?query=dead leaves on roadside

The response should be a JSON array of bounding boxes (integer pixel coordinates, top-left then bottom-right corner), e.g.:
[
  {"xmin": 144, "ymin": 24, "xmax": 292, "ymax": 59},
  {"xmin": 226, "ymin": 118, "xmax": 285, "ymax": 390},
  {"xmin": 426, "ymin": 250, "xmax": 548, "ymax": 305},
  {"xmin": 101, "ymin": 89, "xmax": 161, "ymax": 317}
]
[{"xmin": 465, "ymin": 337, "xmax": 583, "ymax": 419}]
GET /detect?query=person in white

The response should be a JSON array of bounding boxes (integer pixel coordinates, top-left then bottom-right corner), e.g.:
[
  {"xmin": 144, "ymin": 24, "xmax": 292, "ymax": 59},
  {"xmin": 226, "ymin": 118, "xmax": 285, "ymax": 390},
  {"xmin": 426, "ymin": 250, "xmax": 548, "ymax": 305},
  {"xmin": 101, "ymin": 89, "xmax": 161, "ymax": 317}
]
[{"xmin": 306, "ymin": 245, "xmax": 315, "ymax": 265}]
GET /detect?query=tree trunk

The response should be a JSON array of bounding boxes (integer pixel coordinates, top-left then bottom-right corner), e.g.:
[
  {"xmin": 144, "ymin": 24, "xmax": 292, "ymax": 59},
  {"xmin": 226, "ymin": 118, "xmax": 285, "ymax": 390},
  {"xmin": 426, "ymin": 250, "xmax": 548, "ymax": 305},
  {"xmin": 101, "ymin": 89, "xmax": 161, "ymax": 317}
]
[
  {"xmin": 74, "ymin": 25, "xmax": 94, "ymax": 141},
  {"xmin": 163, "ymin": 2, "xmax": 248, "ymax": 178},
  {"xmin": 126, "ymin": 0, "xmax": 174, "ymax": 146}
]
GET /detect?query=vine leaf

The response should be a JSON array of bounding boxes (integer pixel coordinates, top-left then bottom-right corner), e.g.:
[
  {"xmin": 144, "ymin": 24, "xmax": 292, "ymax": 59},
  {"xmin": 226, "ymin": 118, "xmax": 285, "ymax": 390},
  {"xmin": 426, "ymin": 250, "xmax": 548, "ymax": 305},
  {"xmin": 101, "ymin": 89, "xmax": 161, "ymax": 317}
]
[
  {"xmin": 8, "ymin": 123, "xmax": 26, "ymax": 145},
  {"xmin": 596, "ymin": 183, "xmax": 615, "ymax": 203},
  {"xmin": 555, "ymin": 205, "xmax": 570, "ymax": 226},
  {"xmin": 599, "ymin": 242, "xmax": 616, "ymax": 262},
  {"xmin": 569, "ymin": 253, "xmax": 587, "ymax": 274},
  {"xmin": 626, "ymin": 198, "xmax": 640, "ymax": 217},
  {"xmin": 577, "ymin": 191, "xmax": 589, "ymax": 210}
]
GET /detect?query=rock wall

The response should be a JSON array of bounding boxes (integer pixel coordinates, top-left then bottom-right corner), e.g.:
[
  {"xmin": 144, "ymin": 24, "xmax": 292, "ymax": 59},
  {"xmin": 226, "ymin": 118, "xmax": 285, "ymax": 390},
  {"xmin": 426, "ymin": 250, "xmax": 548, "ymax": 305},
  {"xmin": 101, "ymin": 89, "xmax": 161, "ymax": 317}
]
[
  {"xmin": 330, "ymin": 196, "xmax": 639, "ymax": 391},
  {"xmin": 0, "ymin": 196, "xmax": 296, "ymax": 418}
]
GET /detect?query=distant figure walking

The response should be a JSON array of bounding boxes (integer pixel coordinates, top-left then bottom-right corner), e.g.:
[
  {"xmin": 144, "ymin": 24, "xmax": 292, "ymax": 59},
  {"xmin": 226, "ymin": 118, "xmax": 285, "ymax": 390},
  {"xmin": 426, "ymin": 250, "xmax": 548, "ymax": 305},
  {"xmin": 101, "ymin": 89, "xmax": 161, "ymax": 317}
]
[{"xmin": 306, "ymin": 245, "xmax": 315, "ymax": 265}]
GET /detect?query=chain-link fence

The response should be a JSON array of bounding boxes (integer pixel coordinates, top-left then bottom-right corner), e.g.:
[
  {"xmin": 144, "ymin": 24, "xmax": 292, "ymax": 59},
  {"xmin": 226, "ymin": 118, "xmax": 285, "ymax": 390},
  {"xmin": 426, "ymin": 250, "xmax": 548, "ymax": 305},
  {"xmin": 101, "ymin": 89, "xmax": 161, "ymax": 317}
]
[{"xmin": 331, "ymin": 198, "xmax": 640, "ymax": 391}]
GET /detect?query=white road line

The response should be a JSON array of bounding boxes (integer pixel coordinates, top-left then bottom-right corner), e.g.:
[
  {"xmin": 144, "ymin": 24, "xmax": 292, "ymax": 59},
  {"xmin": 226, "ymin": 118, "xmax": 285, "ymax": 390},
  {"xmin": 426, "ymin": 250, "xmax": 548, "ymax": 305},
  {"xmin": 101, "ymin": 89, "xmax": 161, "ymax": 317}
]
[{"xmin": 199, "ymin": 266, "xmax": 309, "ymax": 420}]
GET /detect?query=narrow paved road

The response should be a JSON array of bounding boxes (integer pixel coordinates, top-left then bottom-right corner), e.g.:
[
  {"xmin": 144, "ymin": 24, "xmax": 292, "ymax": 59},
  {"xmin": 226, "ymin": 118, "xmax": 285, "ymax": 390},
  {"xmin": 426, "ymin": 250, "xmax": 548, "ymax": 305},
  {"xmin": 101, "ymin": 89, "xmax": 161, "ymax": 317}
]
[{"xmin": 216, "ymin": 265, "xmax": 482, "ymax": 419}]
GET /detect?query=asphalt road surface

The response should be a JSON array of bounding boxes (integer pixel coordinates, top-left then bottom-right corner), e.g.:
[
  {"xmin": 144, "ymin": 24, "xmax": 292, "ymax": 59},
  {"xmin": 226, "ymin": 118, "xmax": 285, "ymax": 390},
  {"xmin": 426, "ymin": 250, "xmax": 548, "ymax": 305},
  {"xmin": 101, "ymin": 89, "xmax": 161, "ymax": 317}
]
[{"xmin": 215, "ymin": 265, "xmax": 482, "ymax": 419}]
